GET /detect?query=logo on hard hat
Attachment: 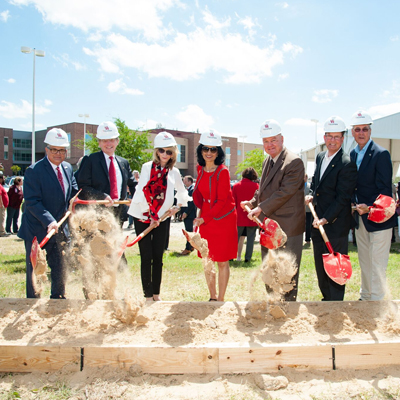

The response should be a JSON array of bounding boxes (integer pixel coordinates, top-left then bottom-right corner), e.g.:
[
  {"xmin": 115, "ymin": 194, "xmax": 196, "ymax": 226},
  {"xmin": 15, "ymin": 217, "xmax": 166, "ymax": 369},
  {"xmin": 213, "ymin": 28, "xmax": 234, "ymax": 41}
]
[
  {"xmin": 164, "ymin": 135, "xmax": 169, "ymax": 139},
  {"xmin": 56, "ymin": 132, "xmax": 63, "ymax": 138},
  {"xmin": 330, "ymin": 120, "xmax": 334, "ymax": 124},
  {"xmin": 210, "ymin": 132, "xmax": 214, "ymax": 137},
  {"xmin": 358, "ymin": 113, "xmax": 362, "ymax": 117},
  {"xmin": 265, "ymin": 124, "xmax": 269, "ymax": 129},
  {"xmin": 104, "ymin": 126, "xmax": 110, "ymax": 131}
]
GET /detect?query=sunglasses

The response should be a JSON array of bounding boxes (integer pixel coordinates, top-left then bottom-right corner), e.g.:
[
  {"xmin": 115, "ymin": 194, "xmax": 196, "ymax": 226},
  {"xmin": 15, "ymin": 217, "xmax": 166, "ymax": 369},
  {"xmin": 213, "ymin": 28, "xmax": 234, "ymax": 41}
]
[
  {"xmin": 158, "ymin": 148, "xmax": 173, "ymax": 156},
  {"xmin": 353, "ymin": 127, "xmax": 370, "ymax": 133},
  {"xmin": 202, "ymin": 146, "xmax": 218, "ymax": 153},
  {"xmin": 47, "ymin": 147, "xmax": 67, "ymax": 155}
]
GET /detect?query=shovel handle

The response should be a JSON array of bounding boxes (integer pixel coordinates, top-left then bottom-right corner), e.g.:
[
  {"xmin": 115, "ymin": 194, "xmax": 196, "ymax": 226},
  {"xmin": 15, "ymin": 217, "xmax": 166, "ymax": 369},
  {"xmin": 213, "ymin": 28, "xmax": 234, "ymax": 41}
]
[
  {"xmin": 308, "ymin": 203, "xmax": 334, "ymax": 253},
  {"xmin": 244, "ymin": 205, "xmax": 264, "ymax": 229},
  {"xmin": 39, "ymin": 210, "xmax": 72, "ymax": 248}
]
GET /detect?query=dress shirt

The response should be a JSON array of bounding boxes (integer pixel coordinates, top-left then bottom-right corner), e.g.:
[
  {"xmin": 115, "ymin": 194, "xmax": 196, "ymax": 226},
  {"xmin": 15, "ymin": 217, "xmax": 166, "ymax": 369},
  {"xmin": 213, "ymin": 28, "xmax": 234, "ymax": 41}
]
[
  {"xmin": 353, "ymin": 139, "xmax": 373, "ymax": 170},
  {"xmin": 48, "ymin": 157, "xmax": 69, "ymax": 198},
  {"xmin": 320, "ymin": 148, "xmax": 341, "ymax": 179}
]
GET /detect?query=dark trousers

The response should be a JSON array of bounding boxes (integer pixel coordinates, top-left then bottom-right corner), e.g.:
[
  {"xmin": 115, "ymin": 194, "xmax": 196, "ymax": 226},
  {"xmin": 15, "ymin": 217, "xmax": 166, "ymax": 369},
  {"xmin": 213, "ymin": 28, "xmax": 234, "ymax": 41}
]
[
  {"xmin": 305, "ymin": 212, "xmax": 312, "ymax": 242},
  {"xmin": 183, "ymin": 218, "xmax": 194, "ymax": 251},
  {"xmin": 133, "ymin": 217, "xmax": 169, "ymax": 297},
  {"xmin": 312, "ymin": 234, "xmax": 347, "ymax": 301},
  {"xmin": 25, "ymin": 233, "xmax": 67, "ymax": 299},
  {"xmin": 6, "ymin": 207, "xmax": 20, "ymax": 233},
  {"xmin": 261, "ymin": 233, "xmax": 303, "ymax": 301},
  {"xmin": 237, "ymin": 225, "xmax": 257, "ymax": 261}
]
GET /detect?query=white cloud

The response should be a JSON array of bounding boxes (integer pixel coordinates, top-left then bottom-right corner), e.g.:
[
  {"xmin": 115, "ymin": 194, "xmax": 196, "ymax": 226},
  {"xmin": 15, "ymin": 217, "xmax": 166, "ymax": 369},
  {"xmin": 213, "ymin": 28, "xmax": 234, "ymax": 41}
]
[
  {"xmin": 52, "ymin": 53, "xmax": 86, "ymax": 70},
  {"xmin": 390, "ymin": 35, "xmax": 399, "ymax": 42},
  {"xmin": 87, "ymin": 32, "xmax": 103, "ymax": 42},
  {"xmin": 381, "ymin": 80, "xmax": 400, "ymax": 99},
  {"xmin": 175, "ymin": 104, "xmax": 214, "ymax": 131},
  {"xmin": 6, "ymin": 78, "xmax": 16, "ymax": 84},
  {"xmin": 85, "ymin": 30, "xmax": 303, "ymax": 84},
  {"xmin": 202, "ymin": 6, "xmax": 230, "ymax": 30},
  {"xmin": 0, "ymin": 99, "xmax": 50, "ymax": 119},
  {"xmin": 312, "ymin": 89, "xmax": 338, "ymax": 103},
  {"xmin": 107, "ymin": 79, "xmax": 144, "ymax": 95},
  {"xmin": 368, "ymin": 103, "xmax": 400, "ymax": 119},
  {"xmin": 44, "ymin": 99, "xmax": 53, "ymax": 106},
  {"xmin": 0, "ymin": 10, "xmax": 10, "ymax": 22},
  {"xmin": 237, "ymin": 15, "xmax": 259, "ymax": 38},
  {"xmin": 9, "ymin": 0, "xmax": 183, "ymax": 40},
  {"xmin": 278, "ymin": 73, "xmax": 289, "ymax": 81},
  {"xmin": 276, "ymin": 2, "xmax": 289, "ymax": 9}
]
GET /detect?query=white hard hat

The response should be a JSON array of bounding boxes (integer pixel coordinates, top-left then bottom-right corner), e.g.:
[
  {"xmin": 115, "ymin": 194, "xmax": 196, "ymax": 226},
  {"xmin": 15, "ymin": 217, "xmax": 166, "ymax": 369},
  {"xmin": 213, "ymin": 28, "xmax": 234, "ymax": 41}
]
[
  {"xmin": 350, "ymin": 110, "xmax": 373, "ymax": 126},
  {"xmin": 96, "ymin": 121, "xmax": 119, "ymax": 139},
  {"xmin": 154, "ymin": 131, "xmax": 177, "ymax": 148},
  {"xmin": 44, "ymin": 128, "xmax": 69, "ymax": 147},
  {"xmin": 260, "ymin": 119, "xmax": 282, "ymax": 138},
  {"xmin": 324, "ymin": 116, "xmax": 347, "ymax": 133},
  {"xmin": 199, "ymin": 131, "xmax": 222, "ymax": 146}
]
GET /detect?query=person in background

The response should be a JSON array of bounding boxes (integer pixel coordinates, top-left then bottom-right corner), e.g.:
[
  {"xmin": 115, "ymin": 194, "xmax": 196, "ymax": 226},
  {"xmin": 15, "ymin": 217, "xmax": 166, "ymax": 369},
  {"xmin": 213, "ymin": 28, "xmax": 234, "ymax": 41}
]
[
  {"xmin": 0, "ymin": 172, "xmax": 10, "ymax": 237},
  {"xmin": 128, "ymin": 132, "xmax": 190, "ymax": 301},
  {"xmin": 193, "ymin": 131, "xmax": 238, "ymax": 301},
  {"xmin": 18, "ymin": 128, "xmax": 78, "ymax": 298},
  {"xmin": 232, "ymin": 167, "xmax": 259, "ymax": 262},
  {"xmin": 127, "ymin": 170, "xmax": 140, "ymax": 229},
  {"xmin": 305, "ymin": 116, "xmax": 357, "ymax": 301},
  {"xmin": 304, "ymin": 174, "xmax": 312, "ymax": 244},
  {"xmin": 243, "ymin": 119, "xmax": 305, "ymax": 301},
  {"xmin": 6, "ymin": 177, "xmax": 24, "ymax": 234},
  {"xmin": 180, "ymin": 175, "xmax": 196, "ymax": 255},
  {"xmin": 350, "ymin": 110, "xmax": 398, "ymax": 301}
]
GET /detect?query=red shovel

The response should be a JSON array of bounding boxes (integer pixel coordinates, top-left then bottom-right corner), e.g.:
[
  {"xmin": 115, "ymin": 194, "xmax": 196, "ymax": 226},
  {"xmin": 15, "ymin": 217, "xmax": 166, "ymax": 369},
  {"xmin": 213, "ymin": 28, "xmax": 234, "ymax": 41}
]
[
  {"xmin": 117, "ymin": 207, "xmax": 180, "ymax": 258},
  {"xmin": 244, "ymin": 205, "xmax": 287, "ymax": 249},
  {"xmin": 308, "ymin": 203, "xmax": 352, "ymax": 285}
]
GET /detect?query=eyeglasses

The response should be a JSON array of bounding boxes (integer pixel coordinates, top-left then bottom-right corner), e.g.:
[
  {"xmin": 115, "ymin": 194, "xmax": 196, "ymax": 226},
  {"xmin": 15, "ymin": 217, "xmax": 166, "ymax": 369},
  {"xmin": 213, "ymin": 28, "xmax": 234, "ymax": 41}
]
[
  {"xmin": 158, "ymin": 148, "xmax": 173, "ymax": 156},
  {"xmin": 324, "ymin": 135, "xmax": 343, "ymax": 141},
  {"xmin": 202, "ymin": 146, "xmax": 218, "ymax": 153},
  {"xmin": 47, "ymin": 147, "xmax": 67, "ymax": 155},
  {"xmin": 353, "ymin": 127, "xmax": 370, "ymax": 133}
]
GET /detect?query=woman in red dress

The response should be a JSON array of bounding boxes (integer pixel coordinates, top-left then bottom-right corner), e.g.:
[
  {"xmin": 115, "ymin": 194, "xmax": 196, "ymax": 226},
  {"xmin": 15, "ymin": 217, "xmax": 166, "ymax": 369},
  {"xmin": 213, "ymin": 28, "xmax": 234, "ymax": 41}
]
[{"xmin": 192, "ymin": 131, "xmax": 238, "ymax": 301}]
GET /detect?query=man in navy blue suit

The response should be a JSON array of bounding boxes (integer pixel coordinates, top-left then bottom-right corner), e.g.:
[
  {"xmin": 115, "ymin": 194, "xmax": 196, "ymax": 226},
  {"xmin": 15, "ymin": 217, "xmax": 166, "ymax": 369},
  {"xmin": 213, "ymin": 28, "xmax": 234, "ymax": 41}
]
[
  {"xmin": 350, "ymin": 110, "xmax": 397, "ymax": 301},
  {"xmin": 18, "ymin": 128, "xmax": 78, "ymax": 298}
]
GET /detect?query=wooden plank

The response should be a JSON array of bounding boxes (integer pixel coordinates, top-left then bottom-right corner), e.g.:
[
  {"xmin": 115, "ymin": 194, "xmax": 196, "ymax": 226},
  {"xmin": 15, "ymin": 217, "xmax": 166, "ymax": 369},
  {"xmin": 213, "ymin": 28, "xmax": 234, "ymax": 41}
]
[
  {"xmin": 219, "ymin": 345, "xmax": 332, "ymax": 373},
  {"xmin": 84, "ymin": 347, "xmax": 218, "ymax": 374},
  {"xmin": 335, "ymin": 342, "xmax": 400, "ymax": 369},
  {"xmin": 0, "ymin": 346, "xmax": 81, "ymax": 373}
]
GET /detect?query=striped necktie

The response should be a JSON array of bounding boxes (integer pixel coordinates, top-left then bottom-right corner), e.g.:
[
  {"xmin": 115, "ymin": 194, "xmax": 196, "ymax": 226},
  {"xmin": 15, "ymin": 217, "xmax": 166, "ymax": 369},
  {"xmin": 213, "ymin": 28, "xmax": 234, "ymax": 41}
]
[{"xmin": 56, "ymin": 167, "xmax": 65, "ymax": 195}]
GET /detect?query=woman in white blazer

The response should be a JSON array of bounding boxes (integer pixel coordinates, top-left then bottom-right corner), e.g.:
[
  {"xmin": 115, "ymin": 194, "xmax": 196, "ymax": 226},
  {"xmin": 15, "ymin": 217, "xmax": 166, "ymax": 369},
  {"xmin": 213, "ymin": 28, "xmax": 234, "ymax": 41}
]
[{"xmin": 128, "ymin": 132, "xmax": 190, "ymax": 301}]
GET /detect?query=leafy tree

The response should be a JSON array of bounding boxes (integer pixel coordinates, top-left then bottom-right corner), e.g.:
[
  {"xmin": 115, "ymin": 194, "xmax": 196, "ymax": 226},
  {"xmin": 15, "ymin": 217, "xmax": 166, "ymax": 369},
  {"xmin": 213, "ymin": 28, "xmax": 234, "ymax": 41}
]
[
  {"xmin": 10, "ymin": 165, "xmax": 21, "ymax": 175},
  {"xmin": 76, "ymin": 118, "xmax": 153, "ymax": 171},
  {"xmin": 235, "ymin": 148, "xmax": 265, "ymax": 177}
]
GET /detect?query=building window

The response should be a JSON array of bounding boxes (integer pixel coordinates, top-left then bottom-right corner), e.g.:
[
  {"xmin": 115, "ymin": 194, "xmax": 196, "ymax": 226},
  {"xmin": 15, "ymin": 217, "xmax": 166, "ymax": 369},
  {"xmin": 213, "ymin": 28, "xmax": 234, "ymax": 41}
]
[
  {"xmin": 178, "ymin": 144, "xmax": 186, "ymax": 163},
  {"xmin": 4, "ymin": 137, "xmax": 8, "ymax": 146},
  {"xmin": 13, "ymin": 138, "xmax": 31, "ymax": 149},
  {"xmin": 225, "ymin": 147, "xmax": 230, "ymax": 154},
  {"xmin": 13, "ymin": 150, "xmax": 31, "ymax": 162},
  {"xmin": 237, "ymin": 150, "xmax": 241, "ymax": 156},
  {"xmin": 4, "ymin": 151, "xmax": 8, "ymax": 160}
]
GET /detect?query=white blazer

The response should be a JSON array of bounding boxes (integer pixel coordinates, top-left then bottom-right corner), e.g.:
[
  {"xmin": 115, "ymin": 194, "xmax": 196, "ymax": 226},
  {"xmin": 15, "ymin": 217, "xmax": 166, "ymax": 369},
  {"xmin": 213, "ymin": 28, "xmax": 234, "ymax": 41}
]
[{"xmin": 128, "ymin": 161, "xmax": 190, "ymax": 220}]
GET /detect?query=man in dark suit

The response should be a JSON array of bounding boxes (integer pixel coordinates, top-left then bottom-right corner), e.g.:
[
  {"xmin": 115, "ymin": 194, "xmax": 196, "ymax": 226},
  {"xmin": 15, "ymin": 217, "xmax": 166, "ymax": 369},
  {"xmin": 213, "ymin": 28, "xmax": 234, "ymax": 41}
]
[
  {"xmin": 305, "ymin": 116, "xmax": 357, "ymax": 301},
  {"xmin": 18, "ymin": 128, "xmax": 78, "ymax": 298},
  {"xmin": 77, "ymin": 121, "xmax": 135, "ymax": 225},
  {"xmin": 180, "ymin": 175, "xmax": 196, "ymax": 255},
  {"xmin": 244, "ymin": 119, "xmax": 305, "ymax": 301},
  {"xmin": 350, "ymin": 110, "xmax": 397, "ymax": 300}
]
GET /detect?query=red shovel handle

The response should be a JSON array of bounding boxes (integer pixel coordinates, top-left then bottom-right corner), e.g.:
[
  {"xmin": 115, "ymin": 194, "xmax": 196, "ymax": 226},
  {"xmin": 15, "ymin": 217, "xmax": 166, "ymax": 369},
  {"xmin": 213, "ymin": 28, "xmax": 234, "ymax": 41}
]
[
  {"xmin": 308, "ymin": 203, "xmax": 334, "ymax": 254},
  {"xmin": 244, "ymin": 205, "xmax": 265, "ymax": 230},
  {"xmin": 39, "ymin": 211, "xmax": 72, "ymax": 248}
]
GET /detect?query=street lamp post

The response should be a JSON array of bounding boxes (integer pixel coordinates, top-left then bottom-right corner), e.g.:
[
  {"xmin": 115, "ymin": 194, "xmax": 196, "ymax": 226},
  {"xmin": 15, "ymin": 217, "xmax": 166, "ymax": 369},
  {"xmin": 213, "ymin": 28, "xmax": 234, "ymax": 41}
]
[
  {"xmin": 21, "ymin": 46, "xmax": 45, "ymax": 165},
  {"xmin": 310, "ymin": 119, "xmax": 319, "ymax": 146},
  {"xmin": 79, "ymin": 114, "xmax": 90, "ymax": 155},
  {"xmin": 238, "ymin": 135, "xmax": 247, "ymax": 163}
]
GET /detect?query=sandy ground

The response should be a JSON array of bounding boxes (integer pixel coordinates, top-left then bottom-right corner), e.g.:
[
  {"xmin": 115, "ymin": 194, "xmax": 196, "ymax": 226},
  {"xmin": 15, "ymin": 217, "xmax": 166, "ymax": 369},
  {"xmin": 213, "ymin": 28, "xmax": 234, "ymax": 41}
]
[{"xmin": 1, "ymin": 216, "xmax": 400, "ymax": 399}]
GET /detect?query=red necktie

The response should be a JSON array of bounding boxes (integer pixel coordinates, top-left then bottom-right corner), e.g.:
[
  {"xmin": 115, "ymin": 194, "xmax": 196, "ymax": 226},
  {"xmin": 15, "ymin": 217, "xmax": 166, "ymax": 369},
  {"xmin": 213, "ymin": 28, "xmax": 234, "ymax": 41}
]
[
  {"xmin": 109, "ymin": 156, "xmax": 118, "ymax": 199},
  {"xmin": 56, "ymin": 167, "xmax": 65, "ymax": 195}
]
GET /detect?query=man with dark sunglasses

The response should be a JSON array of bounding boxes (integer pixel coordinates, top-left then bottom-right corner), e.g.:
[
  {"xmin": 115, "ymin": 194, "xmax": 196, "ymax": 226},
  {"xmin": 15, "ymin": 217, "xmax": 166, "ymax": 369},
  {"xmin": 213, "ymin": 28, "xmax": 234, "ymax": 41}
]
[{"xmin": 350, "ymin": 110, "xmax": 397, "ymax": 300}]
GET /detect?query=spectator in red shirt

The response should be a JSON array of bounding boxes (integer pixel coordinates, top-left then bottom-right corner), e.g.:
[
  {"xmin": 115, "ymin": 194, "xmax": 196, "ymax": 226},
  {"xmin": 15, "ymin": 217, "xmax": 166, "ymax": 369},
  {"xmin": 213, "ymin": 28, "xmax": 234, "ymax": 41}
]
[{"xmin": 6, "ymin": 177, "xmax": 24, "ymax": 234}]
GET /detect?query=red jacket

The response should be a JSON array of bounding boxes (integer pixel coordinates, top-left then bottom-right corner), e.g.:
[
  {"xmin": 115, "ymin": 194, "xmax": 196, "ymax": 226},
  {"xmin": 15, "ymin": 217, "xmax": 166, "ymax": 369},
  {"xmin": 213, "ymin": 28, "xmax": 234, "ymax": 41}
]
[
  {"xmin": 0, "ymin": 185, "xmax": 9, "ymax": 208},
  {"xmin": 232, "ymin": 178, "xmax": 259, "ymax": 226},
  {"xmin": 7, "ymin": 184, "xmax": 24, "ymax": 209}
]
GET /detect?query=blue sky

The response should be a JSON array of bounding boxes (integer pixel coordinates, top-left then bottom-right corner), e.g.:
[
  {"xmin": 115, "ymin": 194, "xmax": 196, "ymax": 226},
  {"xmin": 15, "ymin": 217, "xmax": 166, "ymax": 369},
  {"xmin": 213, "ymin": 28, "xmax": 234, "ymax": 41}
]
[{"xmin": 1, "ymin": 0, "xmax": 400, "ymax": 155}]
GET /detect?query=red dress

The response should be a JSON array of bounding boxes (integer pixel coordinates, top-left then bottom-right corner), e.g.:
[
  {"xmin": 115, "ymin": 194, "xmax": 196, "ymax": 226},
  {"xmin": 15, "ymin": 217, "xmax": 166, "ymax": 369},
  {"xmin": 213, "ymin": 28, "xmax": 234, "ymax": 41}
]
[{"xmin": 192, "ymin": 165, "xmax": 238, "ymax": 262}]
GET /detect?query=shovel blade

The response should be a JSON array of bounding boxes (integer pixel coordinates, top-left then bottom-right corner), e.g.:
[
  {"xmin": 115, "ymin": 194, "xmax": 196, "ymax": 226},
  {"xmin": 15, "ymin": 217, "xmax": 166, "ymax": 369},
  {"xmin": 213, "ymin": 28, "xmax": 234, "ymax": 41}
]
[
  {"xmin": 322, "ymin": 252, "xmax": 352, "ymax": 285},
  {"xmin": 30, "ymin": 237, "xmax": 38, "ymax": 270},
  {"xmin": 117, "ymin": 236, "xmax": 129, "ymax": 258},
  {"xmin": 259, "ymin": 218, "xmax": 287, "ymax": 250}
]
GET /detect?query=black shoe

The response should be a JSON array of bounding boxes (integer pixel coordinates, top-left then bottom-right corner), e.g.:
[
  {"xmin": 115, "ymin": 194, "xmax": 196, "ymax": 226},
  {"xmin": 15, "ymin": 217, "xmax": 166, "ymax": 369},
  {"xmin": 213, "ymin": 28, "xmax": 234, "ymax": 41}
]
[{"xmin": 244, "ymin": 259, "xmax": 249, "ymax": 262}]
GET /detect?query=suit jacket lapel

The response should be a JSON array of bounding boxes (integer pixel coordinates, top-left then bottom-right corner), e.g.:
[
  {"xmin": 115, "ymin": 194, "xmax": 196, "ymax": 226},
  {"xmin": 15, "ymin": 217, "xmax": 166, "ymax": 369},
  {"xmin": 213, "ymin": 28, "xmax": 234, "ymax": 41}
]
[
  {"xmin": 358, "ymin": 141, "xmax": 374, "ymax": 174},
  {"xmin": 44, "ymin": 157, "xmax": 66, "ymax": 200},
  {"xmin": 259, "ymin": 149, "xmax": 285, "ymax": 192},
  {"xmin": 99, "ymin": 152, "xmax": 109, "ymax": 182},
  {"xmin": 318, "ymin": 149, "xmax": 343, "ymax": 185}
]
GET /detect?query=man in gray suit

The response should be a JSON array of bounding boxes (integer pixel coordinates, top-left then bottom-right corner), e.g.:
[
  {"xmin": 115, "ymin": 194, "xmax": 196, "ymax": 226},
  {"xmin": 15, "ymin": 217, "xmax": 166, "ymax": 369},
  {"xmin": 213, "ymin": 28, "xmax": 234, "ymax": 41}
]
[{"xmin": 243, "ymin": 119, "xmax": 305, "ymax": 301}]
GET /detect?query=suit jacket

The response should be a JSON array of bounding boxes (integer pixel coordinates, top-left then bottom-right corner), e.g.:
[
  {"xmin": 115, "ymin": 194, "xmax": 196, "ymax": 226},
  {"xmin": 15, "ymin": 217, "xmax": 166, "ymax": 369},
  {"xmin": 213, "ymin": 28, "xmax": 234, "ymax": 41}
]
[
  {"xmin": 77, "ymin": 151, "xmax": 134, "ymax": 201},
  {"xmin": 18, "ymin": 157, "xmax": 78, "ymax": 243},
  {"xmin": 181, "ymin": 183, "xmax": 196, "ymax": 219},
  {"xmin": 250, "ymin": 147, "xmax": 305, "ymax": 237},
  {"xmin": 310, "ymin": 148, "xmax": 357, "ymax": 238},
  {"xmin": 350, "ymin": 140, "xmax": 397, "ymax": 232}
]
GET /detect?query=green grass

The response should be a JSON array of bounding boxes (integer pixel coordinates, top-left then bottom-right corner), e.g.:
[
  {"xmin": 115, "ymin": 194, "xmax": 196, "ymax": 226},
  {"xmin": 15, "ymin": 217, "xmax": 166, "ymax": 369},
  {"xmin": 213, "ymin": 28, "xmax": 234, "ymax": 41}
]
[{"xmin": 1, "ymin": 235, "xmax": 400, "ymax": 301}]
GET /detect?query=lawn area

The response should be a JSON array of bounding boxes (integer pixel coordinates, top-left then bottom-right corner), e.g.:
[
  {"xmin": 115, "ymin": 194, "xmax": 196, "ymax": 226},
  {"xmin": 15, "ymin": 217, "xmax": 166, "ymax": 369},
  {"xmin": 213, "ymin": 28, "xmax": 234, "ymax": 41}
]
[{"xmin": 1, "ymin": 229, "xmax": 400, "ymax": 301}]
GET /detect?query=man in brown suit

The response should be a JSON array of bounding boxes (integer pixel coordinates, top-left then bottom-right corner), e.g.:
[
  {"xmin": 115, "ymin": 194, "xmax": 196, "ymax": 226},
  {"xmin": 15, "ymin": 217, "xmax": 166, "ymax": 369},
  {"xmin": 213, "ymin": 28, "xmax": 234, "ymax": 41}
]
[{"xmin": 243, "ymin": 119, "xmax": 305, "ymax": 301}]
